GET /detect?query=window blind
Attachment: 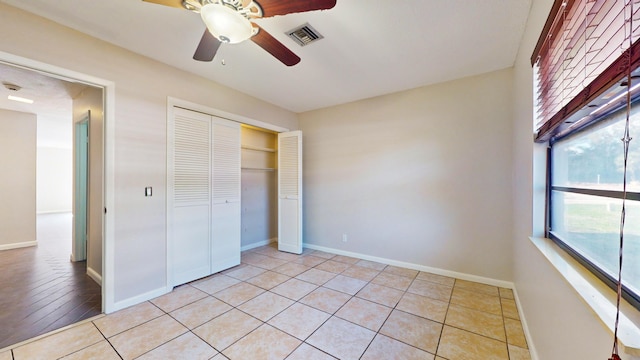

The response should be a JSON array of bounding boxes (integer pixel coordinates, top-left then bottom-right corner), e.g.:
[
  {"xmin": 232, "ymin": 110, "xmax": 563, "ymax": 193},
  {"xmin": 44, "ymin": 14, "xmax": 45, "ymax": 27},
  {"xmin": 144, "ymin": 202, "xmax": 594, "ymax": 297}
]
[{"xmin": 532, "ymin": 0, "xmax": 640, "ymax": 142}]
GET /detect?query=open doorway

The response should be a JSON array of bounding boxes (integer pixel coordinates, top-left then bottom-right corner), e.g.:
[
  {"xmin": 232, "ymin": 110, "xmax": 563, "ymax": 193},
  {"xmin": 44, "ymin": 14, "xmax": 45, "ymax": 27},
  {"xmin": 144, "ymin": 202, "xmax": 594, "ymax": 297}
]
[{"xmin": 0, "ymin": 61, "xmax": 104, "ymax": 348}]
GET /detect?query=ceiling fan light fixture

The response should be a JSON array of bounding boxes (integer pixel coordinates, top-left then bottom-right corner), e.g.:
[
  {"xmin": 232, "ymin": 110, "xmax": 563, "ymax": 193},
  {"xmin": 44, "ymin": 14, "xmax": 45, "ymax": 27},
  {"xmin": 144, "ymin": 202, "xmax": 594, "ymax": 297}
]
[{"xmin": 201, "ymin": 3, "xmax": 253, "ymax": 44}]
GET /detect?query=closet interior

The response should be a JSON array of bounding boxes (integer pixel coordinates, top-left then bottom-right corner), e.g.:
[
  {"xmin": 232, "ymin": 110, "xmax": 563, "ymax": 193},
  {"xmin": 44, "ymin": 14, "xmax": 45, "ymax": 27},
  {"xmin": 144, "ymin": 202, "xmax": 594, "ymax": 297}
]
[{"xmin": 240, "ymin": 125, "xmax": 278, "ymax": 250}]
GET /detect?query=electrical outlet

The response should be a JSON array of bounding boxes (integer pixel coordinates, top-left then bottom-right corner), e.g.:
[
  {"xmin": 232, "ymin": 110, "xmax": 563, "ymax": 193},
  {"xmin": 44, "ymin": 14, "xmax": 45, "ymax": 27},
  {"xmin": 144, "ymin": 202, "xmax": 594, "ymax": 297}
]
[{"xmin": 342, "ymin": 234, "xmax": 347, "ymax": 242}]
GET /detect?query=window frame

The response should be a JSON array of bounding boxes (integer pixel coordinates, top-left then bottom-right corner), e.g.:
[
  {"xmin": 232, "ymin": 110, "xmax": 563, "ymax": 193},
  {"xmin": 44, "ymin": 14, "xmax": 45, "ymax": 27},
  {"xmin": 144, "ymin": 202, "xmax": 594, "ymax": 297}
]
[{"xmin": 547, "ymin": 101, "xmax": 640, "ymax": 311}]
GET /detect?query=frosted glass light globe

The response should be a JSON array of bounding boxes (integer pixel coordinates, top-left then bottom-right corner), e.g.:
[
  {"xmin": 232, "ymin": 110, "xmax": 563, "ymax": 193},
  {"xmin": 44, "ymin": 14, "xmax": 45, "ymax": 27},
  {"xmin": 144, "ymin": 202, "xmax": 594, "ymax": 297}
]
[{"xmin": 201, "ymin": 3, "xmax": 253, "ymax": 44}]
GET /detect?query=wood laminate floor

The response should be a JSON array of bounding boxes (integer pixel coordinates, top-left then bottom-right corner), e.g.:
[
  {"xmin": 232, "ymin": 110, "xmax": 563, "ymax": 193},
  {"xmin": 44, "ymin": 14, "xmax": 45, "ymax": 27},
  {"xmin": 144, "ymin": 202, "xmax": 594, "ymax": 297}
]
[{"xmin": 0, "ymin": 213, "xmax": 101, "ymax": 349}]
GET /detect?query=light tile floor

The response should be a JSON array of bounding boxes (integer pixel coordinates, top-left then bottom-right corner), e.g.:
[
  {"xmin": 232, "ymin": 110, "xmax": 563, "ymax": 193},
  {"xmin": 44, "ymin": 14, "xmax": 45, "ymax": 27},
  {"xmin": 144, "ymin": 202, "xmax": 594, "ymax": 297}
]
[{"xmin": 2, "ymin": 244, "xmax": 532, "ymax": 360}]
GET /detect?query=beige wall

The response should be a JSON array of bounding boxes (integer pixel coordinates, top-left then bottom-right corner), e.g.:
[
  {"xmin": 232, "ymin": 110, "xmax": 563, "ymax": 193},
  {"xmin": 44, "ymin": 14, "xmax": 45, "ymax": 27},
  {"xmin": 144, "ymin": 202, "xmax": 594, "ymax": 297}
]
[
  {"xmin": 36, "ymin": 147, "xmax": 72, "ymax": 214},
  {"xmin": 299, "ymin": 68, "xmax": 514, "ymax": 282},
  {"xmin": 73, "ymin": 86, "xmax": 104, "ymax": 280},
  {"xmin": 0, "ymin": 109, "xmax": 36, "ymax": 248},
  {"xmin": 0, "ymin": 3, "xmax": 297, "ymax": 308}
]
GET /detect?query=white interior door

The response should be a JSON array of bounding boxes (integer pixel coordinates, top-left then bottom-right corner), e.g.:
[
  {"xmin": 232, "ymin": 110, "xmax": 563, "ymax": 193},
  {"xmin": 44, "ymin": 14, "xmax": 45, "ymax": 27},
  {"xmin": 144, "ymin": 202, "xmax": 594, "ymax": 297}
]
[
  {"xmin": 211, "ymin": 117, "xmax": 241, "ymax": 273},
  {"xmin": 168, "ymin": 108, "xmax": 211, "ymax": 286},
  {"xmin": 278, "ymin": 131, "xmax": 302, "ymax": 254}
]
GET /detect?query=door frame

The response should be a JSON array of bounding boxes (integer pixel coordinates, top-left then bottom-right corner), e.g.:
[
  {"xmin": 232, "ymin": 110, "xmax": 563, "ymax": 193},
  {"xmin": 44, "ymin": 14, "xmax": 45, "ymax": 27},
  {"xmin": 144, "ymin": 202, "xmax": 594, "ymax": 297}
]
[{"xmin": 0, "ymin": 51, "xmax": 116, "ymax": 313}]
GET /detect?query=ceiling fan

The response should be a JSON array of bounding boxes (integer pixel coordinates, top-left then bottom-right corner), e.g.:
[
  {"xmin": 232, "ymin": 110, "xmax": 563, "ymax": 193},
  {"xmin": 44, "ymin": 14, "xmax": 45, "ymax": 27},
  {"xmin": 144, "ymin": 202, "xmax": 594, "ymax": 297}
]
[{"xmin": 143, "ymin": 0, "xmax": 337, "ymax": 66}]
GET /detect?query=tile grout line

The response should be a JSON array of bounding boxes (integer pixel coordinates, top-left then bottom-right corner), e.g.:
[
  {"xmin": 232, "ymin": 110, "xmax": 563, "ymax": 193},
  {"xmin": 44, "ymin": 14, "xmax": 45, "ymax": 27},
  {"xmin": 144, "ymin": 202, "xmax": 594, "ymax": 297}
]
[
  {"xmin": 185, "ymin": 265, "xmax": 304, "ymax": 356},
  {"xmin": 224, "ymin": 267, "xmax": 330, "ymax": 356},
  {"xmin": 356, "ymin": 282, "xmax": 405, "ymax": 359},
  {"xmin": 288, "ymin": 263, "xmax": 380, "ymax": 359},
  {"xmin": 89, "ymin": 323, "xmax": 124, "ymax": 360},
  {"xmin": 408, "ymin": 274, "xmax": 442, "ymax": 358},
  {"xmin": 285, "ymin": 255, "xmax": 434, "ymax": 358},
  {"xmin": 10, "ymin": 245, "xmax": 530, "ymax": 359},
  {"xmin": 290, "ymin": 251, "xmax": 446, "ymax": 357},
  {"xmin": 433, "ymin": 277, "xmax": 456, "ymax": 359},
  {"xmin": 500, "ymin": 290, "xmax": 512, "ymax": 360},
  {"xmin": 228, "ymin": 252, "xmax": 396, "ymax": 359}
]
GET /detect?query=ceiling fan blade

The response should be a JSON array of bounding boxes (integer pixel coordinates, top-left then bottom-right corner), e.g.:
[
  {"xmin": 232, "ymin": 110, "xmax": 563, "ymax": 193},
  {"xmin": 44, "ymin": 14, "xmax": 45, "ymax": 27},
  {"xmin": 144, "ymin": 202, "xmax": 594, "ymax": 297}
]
[
  {"xmin": 193, "ymin": 30, "xmax": 221, "ymax": 62},
  {"xmin": 142, "ymin": 0, "xmax": 184, "ymax": 9},
  {"xmin": 251, "ymin": 25, "xmax": 301, "ymax": 66},
  {"xmin": 258, "ymin": 0, "xmax": 336, "ymax": 17}
]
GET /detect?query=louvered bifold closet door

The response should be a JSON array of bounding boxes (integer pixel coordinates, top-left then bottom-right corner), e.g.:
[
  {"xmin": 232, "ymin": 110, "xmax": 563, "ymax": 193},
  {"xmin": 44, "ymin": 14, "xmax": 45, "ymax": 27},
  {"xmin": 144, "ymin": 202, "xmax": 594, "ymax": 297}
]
[
  {"xmin": 211, "ymin": 117, "xmax": 241, "ymax": 273},
  {"xmin": 278, "ymin": 131, "xmax": 303, "ymax": 254},
  {"xmin": 168, "ymin": 108, "xmax": 211, "ymax": 286}
]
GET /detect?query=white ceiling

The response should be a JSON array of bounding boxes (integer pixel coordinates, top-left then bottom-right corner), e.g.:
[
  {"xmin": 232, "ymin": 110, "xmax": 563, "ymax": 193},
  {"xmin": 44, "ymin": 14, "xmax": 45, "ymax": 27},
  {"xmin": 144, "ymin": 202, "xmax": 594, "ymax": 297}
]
[
  {"xmin": 0, "ymin": 62, "xmax": 89, "ymax": 148},
  {"xmin": 0, "ymin": 0, "xmax": 531, "ymax": 113}
]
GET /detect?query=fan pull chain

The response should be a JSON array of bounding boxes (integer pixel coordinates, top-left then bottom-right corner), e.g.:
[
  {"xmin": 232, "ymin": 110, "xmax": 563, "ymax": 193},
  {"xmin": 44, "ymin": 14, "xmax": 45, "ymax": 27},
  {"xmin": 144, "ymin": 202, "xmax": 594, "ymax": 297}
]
[
  {"xmin": 610, "ymin": 2, "xmax": 633, "ymax": 359},
  {"xmin": 609, "ymin": 64, "xmax": 630, "ymax": 360},
  {"xmin": 611, "ymin": 74, "xmax": 631, "ymax": 358}
]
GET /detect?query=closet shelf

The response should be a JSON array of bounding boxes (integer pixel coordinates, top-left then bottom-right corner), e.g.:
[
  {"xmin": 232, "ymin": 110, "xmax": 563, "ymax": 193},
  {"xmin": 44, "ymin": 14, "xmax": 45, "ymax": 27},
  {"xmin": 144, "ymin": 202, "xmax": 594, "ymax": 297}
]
[
  {"xmin": 241, "ymin": 167, "xmax": 277, "ymax": 171},
  {"xmin": 241, "ymin": 145, "xmax": 277, "ymax": 153}
]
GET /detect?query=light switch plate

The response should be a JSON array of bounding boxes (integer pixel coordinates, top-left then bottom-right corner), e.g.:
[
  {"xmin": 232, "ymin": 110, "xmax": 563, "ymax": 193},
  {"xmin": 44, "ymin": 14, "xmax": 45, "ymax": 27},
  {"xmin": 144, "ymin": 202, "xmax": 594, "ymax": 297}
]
[{"xmin": 145, "ymin": 187, "xmax": 152, "ymax": 197}]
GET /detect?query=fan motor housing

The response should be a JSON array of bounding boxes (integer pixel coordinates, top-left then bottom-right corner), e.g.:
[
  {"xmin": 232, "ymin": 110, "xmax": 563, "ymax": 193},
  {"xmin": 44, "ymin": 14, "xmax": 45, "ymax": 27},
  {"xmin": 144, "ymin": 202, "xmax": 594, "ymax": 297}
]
[{"xmin": 183, "ymin": 0, "xmax": 263, "ymax": 18}]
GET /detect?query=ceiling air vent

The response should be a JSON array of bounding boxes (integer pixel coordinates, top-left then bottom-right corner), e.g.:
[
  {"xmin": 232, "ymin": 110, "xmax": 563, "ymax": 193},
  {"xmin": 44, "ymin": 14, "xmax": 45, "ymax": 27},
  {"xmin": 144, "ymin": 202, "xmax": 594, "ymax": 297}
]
[{"xmin": 286, "ymin": 23, "xmax": 324, "ymax": 47}]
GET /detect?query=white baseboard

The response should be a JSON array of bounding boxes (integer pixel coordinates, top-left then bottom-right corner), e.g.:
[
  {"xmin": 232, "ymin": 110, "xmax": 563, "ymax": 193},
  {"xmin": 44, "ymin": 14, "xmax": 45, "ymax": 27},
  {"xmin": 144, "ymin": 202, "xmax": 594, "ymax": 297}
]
[
  {"xmin": 87, "ymin": 267, "xmax": 102, "ymax": 286},
  {"xmin": 36, "ymin": 210, "xmax": 72, "ymax": 215},
  {"xmin": 109, "ymin": 287, "xmax": 169, "ymax": 314},
  {"xmin": 0, "ymin": 240, "xmax": 37, "ymax": 251},
  {"xmin": 241, "ymin": 237, "xmax": 277, "ymax": 251},
  {"xmin": 303, "ymin": 243, "xmax": 515, "ymax": 289},
  {"xmin": 513, "ymin": 288, "xmax": 539, "ymax": 360}
]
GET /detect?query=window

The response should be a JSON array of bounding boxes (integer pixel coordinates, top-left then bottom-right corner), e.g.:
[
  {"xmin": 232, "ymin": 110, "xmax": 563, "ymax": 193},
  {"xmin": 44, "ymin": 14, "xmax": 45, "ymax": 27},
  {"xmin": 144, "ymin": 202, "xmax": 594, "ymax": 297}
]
[
  {"xmin": 549, "ymin": 101, "xmax": 640, "ymax": 309},
  {"xmin": 535, "ymin": 0, "xmax": 640, "ymax": 310}
]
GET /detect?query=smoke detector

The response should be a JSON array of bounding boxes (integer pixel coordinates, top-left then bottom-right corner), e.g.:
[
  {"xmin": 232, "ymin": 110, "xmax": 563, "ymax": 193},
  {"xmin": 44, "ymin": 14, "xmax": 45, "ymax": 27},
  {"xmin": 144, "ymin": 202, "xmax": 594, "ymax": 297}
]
[
  {"xmin": 2, "ymin": 82, "xmax": 22, "ymax": 91},
  {"xmin": 3, "ymin": 82, "xmax": 34, "ymax": 104}
]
